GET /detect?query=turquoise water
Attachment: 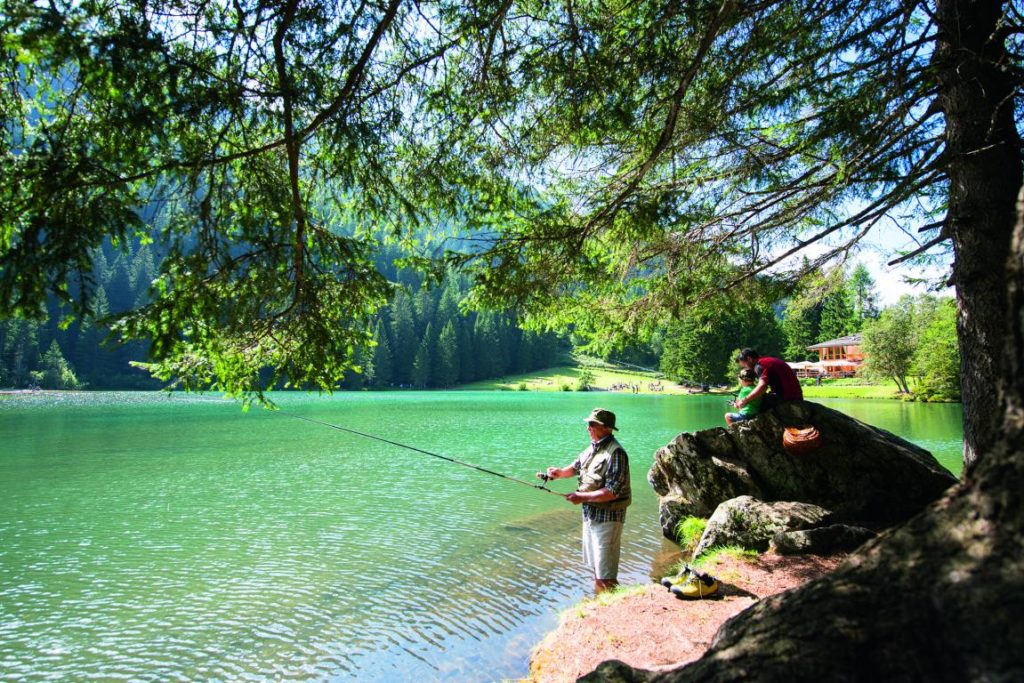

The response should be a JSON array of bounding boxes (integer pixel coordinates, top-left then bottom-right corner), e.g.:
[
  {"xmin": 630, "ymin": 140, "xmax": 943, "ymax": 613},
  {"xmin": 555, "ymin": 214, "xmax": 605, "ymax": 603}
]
[{"xmin": 0, "ymin": 392, "xmax": 962, "ymax": 681}]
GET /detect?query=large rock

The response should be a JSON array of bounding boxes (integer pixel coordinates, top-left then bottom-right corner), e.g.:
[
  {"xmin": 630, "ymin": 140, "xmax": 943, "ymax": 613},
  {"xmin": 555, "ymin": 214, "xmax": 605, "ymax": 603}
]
[
  {"xmin": 648, "ymin": 401, "xmax": 957, "ymax": 540},
  {"xmin": 770, "ymin": 524, "xmax": 878, "ymax": 556},
  {"xmin": 692, "ymin": 496, "xmax": 830, "ymax": 558}
]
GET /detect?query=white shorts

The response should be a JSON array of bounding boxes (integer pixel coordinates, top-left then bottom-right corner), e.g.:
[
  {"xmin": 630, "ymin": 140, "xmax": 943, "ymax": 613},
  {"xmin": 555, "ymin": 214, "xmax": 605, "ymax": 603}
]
[{"xmin": 582, "ymin": 519, "xmax": 624, "ymax": 581}]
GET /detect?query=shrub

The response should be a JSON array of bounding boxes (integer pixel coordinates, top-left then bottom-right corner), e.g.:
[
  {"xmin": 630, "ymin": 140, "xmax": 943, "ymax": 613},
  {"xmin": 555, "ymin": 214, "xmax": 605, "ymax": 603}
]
[
  {"xmin": 576, "ymin": 367, "xmax": 595, "ymax": 391},
  {"xmin": 674, "ymin": 517, "xmax": 707, "ymax": 553}
]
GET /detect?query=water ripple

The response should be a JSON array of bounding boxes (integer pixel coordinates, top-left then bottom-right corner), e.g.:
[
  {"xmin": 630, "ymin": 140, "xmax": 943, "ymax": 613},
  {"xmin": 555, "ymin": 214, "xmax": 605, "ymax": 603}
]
[{"xmin": 8, "ymin": 391, "xmax": 946, "ymax": 681}]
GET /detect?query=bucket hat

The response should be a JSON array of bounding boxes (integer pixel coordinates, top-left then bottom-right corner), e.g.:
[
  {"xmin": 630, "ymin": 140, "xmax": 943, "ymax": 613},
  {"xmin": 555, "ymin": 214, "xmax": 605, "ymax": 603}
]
[{"xmin": 584, "ymin": 408, "xmax": 618, "ymax": 431}]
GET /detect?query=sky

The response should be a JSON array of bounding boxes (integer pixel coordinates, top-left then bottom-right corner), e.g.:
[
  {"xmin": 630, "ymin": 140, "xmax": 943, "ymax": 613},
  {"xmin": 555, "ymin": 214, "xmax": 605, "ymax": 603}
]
[
  {"xmin": 771, "ymin": 205, "xmax": 956, "ymax": 308},
  {"xmin": 859, "ymin": 225, "xmax": 954, "ymax": 307}
]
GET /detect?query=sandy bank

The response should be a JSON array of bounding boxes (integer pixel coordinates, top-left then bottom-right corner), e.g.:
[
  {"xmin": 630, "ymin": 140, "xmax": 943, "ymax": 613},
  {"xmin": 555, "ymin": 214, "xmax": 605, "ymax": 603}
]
[{"xmin": 528, "ymin": 552, "xmax": 844, "ymax": 682}]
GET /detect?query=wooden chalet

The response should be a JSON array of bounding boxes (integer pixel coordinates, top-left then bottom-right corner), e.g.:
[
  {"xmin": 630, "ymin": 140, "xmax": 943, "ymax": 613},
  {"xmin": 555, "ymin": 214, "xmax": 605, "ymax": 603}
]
[{"xmin": 793, "ymin": 333, "xmax": 865, "ymax": 378}]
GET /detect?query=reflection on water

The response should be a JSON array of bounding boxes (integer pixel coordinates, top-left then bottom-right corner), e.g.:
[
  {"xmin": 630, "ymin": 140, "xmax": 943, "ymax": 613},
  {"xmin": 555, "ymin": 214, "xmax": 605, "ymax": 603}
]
[{"xmin": 0, "ymin": 391, "xmax": 963, "ymax": 680}]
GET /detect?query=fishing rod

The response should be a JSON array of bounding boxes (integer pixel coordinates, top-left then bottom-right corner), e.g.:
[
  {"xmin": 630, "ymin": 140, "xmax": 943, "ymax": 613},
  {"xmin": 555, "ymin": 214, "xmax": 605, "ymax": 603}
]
[
  {"xmin": 174, "ymin": 394, "xmax": 567, "ymax": 497},
  {"xmin": 278, "ymin": 411, "xmax": 567, "ymax": 497}
]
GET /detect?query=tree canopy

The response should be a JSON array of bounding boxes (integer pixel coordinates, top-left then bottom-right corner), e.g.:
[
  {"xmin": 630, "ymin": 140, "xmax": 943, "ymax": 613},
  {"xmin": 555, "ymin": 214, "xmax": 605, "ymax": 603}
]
[{"xmin": 1, "ymin": 0, "xmax": 1021, "ymax": 459}]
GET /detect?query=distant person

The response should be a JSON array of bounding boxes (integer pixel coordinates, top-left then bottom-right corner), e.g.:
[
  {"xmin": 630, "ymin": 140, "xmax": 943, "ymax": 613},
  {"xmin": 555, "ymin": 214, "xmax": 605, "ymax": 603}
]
[
  {"xmin": 726, "ymin": 368, "xmax": 761, "ymax": 425},
  {"xmin": 538, "ymin": 408, "xmax": 631, "ymax": 594},
  {"xmin": 735, "ymin": 348, "xmax": 802, "ymax": 411}
]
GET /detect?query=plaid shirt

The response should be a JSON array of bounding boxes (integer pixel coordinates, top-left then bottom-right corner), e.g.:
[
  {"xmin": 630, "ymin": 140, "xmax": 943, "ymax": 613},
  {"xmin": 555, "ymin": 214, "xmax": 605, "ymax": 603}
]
[{"xmin": 571, "ymin": 436, "xmax": 629, "ymax": 523}]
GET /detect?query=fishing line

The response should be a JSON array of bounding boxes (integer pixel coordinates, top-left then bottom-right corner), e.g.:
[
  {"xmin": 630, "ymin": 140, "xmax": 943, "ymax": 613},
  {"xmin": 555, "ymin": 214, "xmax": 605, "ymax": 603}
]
[
  {"xmin": 277, "ymin": 411, "xmax": 567, "ymax": 497},
  {"xmin": 173, "ymin": 394, "xmax": 565, "ymax": 497}
]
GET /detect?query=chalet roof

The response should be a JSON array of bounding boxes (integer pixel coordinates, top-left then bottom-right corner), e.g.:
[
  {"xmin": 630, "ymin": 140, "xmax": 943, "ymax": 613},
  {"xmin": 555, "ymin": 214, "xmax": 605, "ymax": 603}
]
[{"xmin": 807, "ymin": 333, "xmax": 862, "ymax": 350}]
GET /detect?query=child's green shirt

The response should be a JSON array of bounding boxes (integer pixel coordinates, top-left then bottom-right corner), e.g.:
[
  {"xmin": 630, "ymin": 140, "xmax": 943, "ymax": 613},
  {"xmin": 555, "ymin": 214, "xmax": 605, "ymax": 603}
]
[{"xmin": 737, "ymin": 385, "xmax": 761, "ymax": 416}]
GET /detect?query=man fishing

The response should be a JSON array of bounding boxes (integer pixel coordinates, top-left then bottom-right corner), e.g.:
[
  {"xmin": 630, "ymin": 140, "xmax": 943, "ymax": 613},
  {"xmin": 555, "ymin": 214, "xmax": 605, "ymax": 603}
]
[{"xmin": 538, "ymin": 408, "xmax": 631, "ymax": 594}]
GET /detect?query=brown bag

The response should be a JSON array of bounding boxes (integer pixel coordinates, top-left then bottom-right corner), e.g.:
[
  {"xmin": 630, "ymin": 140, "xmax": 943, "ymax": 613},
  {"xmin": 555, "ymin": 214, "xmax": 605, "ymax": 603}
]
[{"xmin": 783, "ymin": 426, "xmax": 822, "ymax": 455}]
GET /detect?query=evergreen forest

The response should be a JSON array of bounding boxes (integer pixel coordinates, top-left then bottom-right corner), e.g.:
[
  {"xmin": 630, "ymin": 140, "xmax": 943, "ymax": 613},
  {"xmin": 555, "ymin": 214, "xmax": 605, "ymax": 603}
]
[
  {"xmin": 1, "ymin": 245, "xmax": 959, "ymax": 400},
  {"xmin": 0, "ymin": 234, "xmax": 561, "ymax": 390}
]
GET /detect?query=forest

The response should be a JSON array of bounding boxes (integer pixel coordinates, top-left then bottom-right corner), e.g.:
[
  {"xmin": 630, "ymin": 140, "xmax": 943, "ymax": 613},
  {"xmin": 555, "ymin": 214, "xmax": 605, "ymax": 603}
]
[
  {"xmin": 1, "ymin": 243, "xmax": 959, "ymax": 402},
  {"xmin": 0, "ymin": 234, "xmax": 561, "ymax": 390}
]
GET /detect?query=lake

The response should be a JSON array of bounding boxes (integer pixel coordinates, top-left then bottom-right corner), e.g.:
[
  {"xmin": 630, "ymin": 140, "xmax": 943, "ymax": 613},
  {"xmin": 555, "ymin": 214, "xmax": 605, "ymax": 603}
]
[{"xmin": 0, "ymin": 391, "xmax": 963, "ymax": 681}]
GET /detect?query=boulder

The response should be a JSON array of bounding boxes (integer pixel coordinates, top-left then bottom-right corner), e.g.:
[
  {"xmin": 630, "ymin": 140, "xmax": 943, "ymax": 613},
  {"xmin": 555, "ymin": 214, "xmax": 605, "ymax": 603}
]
[
  {"xmin": 648, "ymin": 401, "xmax": 957, "ymax": 541},
  {"xmin": 770, "ymin": 524, "xmax": 878, "ymax": 556},
  {"xmin": 692, "ymin": 496, "xmax": 830, "ymax": 558}
]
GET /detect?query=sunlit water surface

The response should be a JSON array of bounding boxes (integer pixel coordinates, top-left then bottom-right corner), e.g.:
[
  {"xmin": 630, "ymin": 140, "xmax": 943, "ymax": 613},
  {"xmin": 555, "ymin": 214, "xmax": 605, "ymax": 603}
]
[{"xmin": 0, "ymin": 391, "xmax": 962, "ymax": 681}]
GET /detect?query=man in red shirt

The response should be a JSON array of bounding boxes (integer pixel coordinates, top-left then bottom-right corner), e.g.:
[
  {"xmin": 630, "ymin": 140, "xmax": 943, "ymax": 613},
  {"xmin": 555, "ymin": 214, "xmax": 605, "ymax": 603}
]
[{"xmin": 734, "ymin": 348, "xmax": 803, "ymax": 412}]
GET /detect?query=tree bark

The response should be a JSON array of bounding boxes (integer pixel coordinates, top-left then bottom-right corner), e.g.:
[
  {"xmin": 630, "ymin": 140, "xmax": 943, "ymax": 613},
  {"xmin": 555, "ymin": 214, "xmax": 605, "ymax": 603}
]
[{"xmin": 935, "ymin": 0, "xmax": 1023, "ymax": 471}]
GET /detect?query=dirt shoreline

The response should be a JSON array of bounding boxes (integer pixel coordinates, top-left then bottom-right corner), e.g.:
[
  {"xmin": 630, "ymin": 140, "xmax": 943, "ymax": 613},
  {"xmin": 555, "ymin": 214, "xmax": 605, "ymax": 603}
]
[{"xmin": 528, "ymin": 552, "xmax": 844, "ymax": 683}]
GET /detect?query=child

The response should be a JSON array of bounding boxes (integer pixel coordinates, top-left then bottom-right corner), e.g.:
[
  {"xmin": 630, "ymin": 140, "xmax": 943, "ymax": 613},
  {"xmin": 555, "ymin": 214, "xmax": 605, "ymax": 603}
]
[{"xmin": 725, "ymin": 368, "xmax": 761, "ymax": 425}]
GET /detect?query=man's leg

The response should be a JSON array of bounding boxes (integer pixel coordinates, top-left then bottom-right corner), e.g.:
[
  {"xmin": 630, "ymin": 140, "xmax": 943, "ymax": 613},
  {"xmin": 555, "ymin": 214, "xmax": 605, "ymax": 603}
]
[
  {"xmin": 582, "ymin": 518, "xmax": 596, "ymax": 589},
  {"xmin": 591, "ymin": 520, "xmax": 625, "ymax": 594}
]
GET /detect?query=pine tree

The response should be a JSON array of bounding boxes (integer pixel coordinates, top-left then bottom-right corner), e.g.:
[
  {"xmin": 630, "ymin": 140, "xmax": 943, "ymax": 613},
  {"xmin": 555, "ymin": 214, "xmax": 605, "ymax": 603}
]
[
  {"xmin": 390, "ymin": 291, "xmax": 416, "ymax": 385},
  {"xmin": 2, "ymin": 319, "xmax": 41, "ymax": 387},
  {"xmin": 849, "ymin": 264, "xmax": 880, "ymax": 326},
  {"xmin": 370, "ymin": 320, "xmax": 394, "ymax": 388},
  {"xmin": 75, "ymin": 287, "xmax": 112, "ymax": 386},
  {"xmin": 130, "ymin": 244, "xmax": 156, "ymax": 295},
  {"xmin": 91, "ymin": 248, "xmax": 109, "ymax": 285},
  {"xmin": 40, "ymin": 340, "xmax": 79, "ymax": 389},
  {"xmin": 660, "ymin": 316, "xmax": 729, "ymax": 386},
  {"xmin": 819, "ymin": 286, "xmax": 857, "ymax": 341},
  {"xmin": 413, "ymin": 286, "xmax": 437, "ymax": 337},
  {"xmin": 473, "ymin": 312, "xmax": 502, "ymax": 378},
  {"xmin": 495, "ymin": 314, "xmax": 514, "ymax": 374},
  {"xmin": 412, "ymin": 322, "xmax": 434, "ymax": 388},
  {"xmin": 516, "ymin": 330, "xmax": 537, "ymax": 373},
  {"xmin": 105, "ymin": 255, "xmax": 134, "ymax": 314},
  {"xmin": 339, "ymin": 346, "xmax": 366, "ymax": 390},
  {"xmin": 782, "ymin": 299, "xmax": 822, "ymax": 361},
  {"xmin": 537, "ymin": 331, "xmax": 560, "ymax": 369},
  {"xmin": 360, "ymin": 340, "xmax": 375, "ymax": 388},
  {"xmin": 661, "ymin": 300, "xmax": 783, "ymax": 385},
  {"xmin": 435, "ymin": 321, "xmax": 459, "ymax": 387},
  {"xmin": 457, "ymin": 320, "xmax": 476, "ymax": 382},
  {"xmin": 436, "ymin": 278, "xmax": 462, "ymax": 325}
]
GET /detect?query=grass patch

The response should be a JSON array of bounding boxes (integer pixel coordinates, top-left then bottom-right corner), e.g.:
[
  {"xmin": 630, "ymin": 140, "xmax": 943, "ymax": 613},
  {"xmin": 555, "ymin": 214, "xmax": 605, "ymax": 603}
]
[
  {"xmin": 800, "ymin": 383, "xmax": 903, "ymax": 399},
  {"xmin": 692, "ymin": 546, "xmax": 759, "ymax": 584},
  {"xmin": 563, "ymin": 584, "xmax": 648, "ymax": 619},
  {"xmin": 693, "ymin": 545, "xmax": 759, "ymax": 569},
  {"xmin": 823, "ymin": 377, "xmax": 889, "ymax": 386},
  {"xmin": 674, "ymin": 516, "xmax": 707, "ymax": 554},
  {"xmin": 457, "ymin": 364, "xmax": 684, "ymax": 393}
]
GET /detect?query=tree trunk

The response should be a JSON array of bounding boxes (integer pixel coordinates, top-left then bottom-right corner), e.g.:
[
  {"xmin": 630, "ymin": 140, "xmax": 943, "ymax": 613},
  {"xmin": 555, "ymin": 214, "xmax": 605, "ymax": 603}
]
[{"xmin": 936, "ymin": 0, "xmax": 1023, "ymax": 471}]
